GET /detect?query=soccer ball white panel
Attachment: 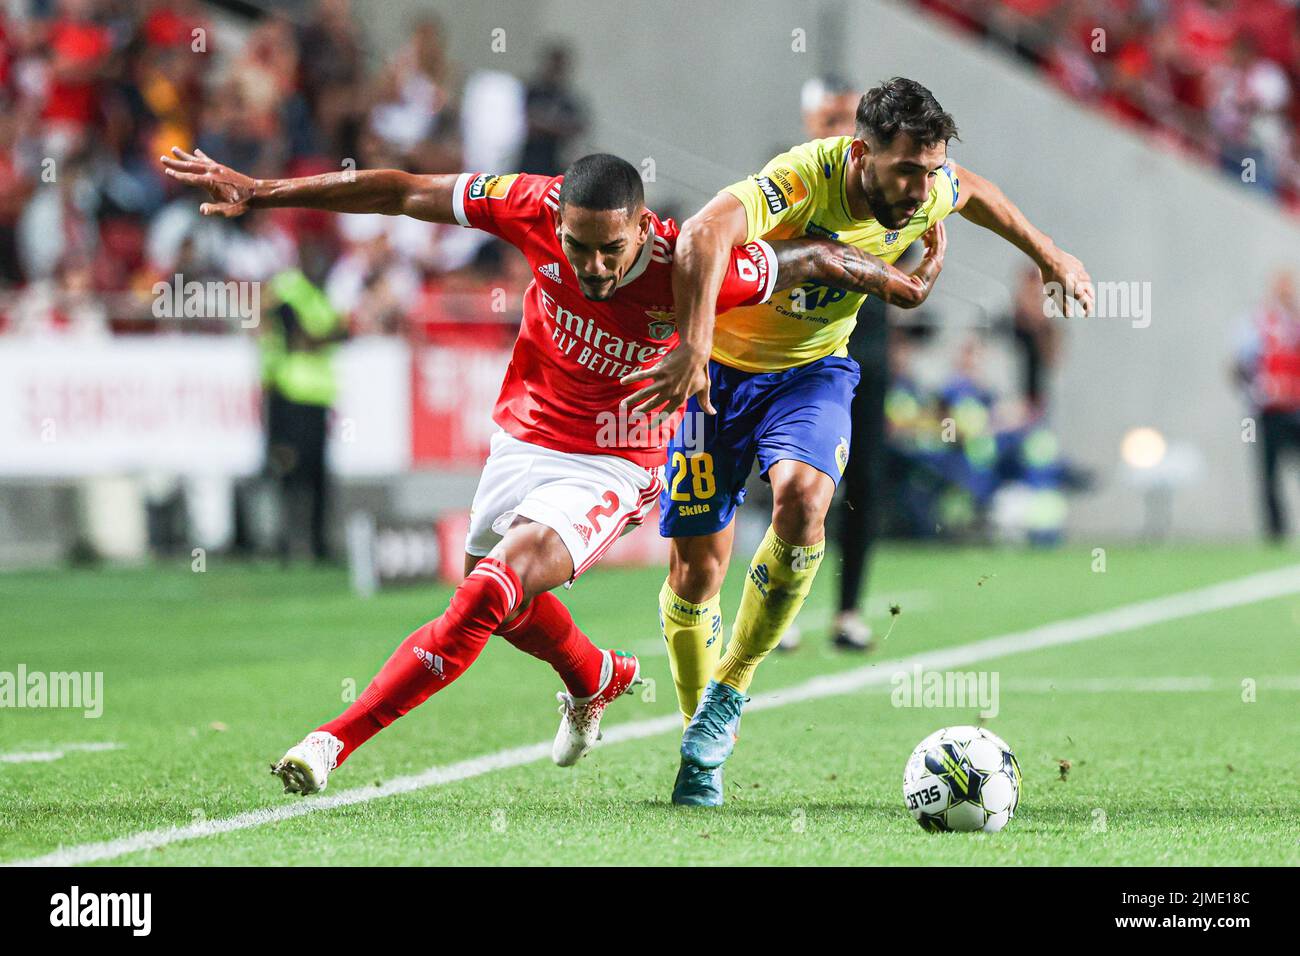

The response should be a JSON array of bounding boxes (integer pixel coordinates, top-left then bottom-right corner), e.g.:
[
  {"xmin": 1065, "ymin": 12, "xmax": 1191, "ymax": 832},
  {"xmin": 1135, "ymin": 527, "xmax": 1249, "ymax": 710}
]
[
  {"xmin": 979, "ymin": 771, "xmax": 1016, "ymax": 814},
  {"xmin": 964, "ymin": 738, "xmax": 1004, "ymax": 773},
  {"xmin": 984, "ymin": 809, "xmax": 1011, "ymax": 833}
]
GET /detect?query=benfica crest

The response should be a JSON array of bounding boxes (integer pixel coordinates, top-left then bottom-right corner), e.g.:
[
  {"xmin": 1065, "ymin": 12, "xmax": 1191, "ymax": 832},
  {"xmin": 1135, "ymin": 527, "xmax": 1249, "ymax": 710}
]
[{"xmin": 646, "ymin": 309, "xmax": 676, "ymax": 341}]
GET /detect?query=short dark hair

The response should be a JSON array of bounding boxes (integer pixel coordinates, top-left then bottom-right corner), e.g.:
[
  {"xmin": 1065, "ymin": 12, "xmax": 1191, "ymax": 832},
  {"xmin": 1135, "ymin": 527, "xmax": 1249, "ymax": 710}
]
[
  {"xmin": 558, "ymin": 153, "xmax": 645, "ymax": 215},
  {"xmin": 855, "ymin": 77, "xmax": 959, "ymax": 149}
]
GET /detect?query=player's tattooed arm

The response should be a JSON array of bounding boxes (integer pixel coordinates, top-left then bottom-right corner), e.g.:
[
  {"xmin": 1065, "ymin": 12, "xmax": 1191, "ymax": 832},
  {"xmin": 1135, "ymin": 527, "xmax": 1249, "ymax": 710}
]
[
  {"xmin": 769, "ymin": 222, "xmax": 946, "ymax": 308},
  {"xmin": 950, "ymin": 161, "xmax": 1094, "ymax": 317},
  {"xmin": 160, "ymin": 147, "xmax": 460, "ymax": 223}
]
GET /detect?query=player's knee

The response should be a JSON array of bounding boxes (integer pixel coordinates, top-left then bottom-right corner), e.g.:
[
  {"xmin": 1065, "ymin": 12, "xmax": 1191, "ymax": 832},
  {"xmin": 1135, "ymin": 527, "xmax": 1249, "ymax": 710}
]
[
  {"xmin": 491, "ymin": 520, "xmax": 573, "ymax": 604},
  {"xmin": 771, "ymin": 471, "xmax": 833, "ymax": 543}
]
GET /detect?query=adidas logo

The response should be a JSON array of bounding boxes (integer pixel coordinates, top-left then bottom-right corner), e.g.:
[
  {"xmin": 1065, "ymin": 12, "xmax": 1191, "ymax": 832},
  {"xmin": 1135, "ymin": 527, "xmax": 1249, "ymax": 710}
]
[
  {"xmin": 413, "ymin": 646, "xmax": 445, "ymax": 678},
  {"xmin": 538, "ymin": 262, "xmax": 562, "ymax": 282}
]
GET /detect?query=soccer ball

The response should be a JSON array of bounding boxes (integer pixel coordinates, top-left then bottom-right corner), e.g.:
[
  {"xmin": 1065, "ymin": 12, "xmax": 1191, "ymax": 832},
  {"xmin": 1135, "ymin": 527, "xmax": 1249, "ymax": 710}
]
[{"xmin": 902, "ymin": 726, "xmax": 1022, "ymax": 832}]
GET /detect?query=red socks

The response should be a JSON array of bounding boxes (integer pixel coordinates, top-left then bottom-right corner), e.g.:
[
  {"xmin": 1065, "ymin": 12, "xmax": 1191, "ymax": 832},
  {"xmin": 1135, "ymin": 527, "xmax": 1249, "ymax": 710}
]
[
  {"xmin": 497, "ymin": 591, "xmax": 605, "ymax": 698},
  {"xmin": 320, "ymin": 558, "xmax": 521, "ymax": 763}
]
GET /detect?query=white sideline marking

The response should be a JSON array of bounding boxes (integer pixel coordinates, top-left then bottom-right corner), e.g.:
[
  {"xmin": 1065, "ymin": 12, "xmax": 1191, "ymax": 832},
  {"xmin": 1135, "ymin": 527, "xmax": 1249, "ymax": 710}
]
[
  {"xmin": 0, "ymin": 742, "xmax": 124, "ymax": 764},
  {"xmin": 9, "ymin": 563, "xmax": 1300, "ymax": 867},
  {"xmin": 850, "ymin": 676, "xmax": 1300, "ymax": 694}
]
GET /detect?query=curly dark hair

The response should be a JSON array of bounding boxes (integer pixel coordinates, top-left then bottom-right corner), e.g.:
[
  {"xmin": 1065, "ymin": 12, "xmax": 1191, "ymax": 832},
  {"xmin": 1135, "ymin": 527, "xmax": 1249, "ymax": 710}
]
[{"xmin": 855, "ymin": 77, "xmax": 960, "ymax": 149}]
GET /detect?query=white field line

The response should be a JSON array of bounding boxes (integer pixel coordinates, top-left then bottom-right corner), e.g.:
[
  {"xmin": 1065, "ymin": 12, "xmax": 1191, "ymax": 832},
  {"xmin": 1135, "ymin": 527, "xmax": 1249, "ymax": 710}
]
[
  {"xmin": 0, "ymin": 742, "xmax": 124, "ymax": 764},
  {"xmin": 9, "ymin": 563, "xmax": 1300, "ymax": 867},
  {"xmin": 849, "ymin": 676, "xmax": 1300, "ymax": 694}
]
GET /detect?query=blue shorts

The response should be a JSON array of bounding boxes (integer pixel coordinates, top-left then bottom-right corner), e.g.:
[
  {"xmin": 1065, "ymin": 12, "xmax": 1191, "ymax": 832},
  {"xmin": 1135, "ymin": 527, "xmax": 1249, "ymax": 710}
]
[{"xmin": 659, "ymin": 354, "xmax": 859, "ymax": 538}]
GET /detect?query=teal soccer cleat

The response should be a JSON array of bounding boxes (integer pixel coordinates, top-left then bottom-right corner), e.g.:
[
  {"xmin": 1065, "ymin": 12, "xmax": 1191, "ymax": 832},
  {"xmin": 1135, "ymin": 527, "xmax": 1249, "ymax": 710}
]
[
  {"xmin": 671, "ymin": 757, "xmax": 724, "ymax": 806},
  {"xmin": 680, "ymin": 680, "xmax": 748, "ymax": 769}
]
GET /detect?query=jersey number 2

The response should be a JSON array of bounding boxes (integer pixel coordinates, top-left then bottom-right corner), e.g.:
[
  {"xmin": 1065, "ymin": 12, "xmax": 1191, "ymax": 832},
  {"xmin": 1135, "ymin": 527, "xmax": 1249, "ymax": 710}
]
[{"xmin": 585, "ymin": 491, "xmax": 620, "ymax": 534}]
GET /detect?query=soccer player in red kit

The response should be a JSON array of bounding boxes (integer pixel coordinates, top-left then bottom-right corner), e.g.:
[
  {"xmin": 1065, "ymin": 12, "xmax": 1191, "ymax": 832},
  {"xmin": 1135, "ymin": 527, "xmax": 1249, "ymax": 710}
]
[{"xmin": 161, "ymin": 147, "xmax": 947, "ymax": 793}]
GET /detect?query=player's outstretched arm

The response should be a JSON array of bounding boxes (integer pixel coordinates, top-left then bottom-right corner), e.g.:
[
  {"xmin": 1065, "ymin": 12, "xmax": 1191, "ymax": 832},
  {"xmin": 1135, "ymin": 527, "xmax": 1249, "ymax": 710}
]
[
  {"xmin": 160, "ymin": 147, "xmax": 460, "ymax": 223},
  {"xmin": 950, "ymin": 161, "xmax": 1094, "ymax": 316},
  {"xmin": 770, "ymin": 222, "xmax": 946, "ymax": 309}
]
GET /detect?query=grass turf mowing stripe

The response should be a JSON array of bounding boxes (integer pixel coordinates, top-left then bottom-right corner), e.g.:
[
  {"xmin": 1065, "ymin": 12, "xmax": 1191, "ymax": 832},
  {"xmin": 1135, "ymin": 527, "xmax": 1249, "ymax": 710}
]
[{"xmin": 9, "ymin": 562, "xmax": 1300, "ymax": 867}]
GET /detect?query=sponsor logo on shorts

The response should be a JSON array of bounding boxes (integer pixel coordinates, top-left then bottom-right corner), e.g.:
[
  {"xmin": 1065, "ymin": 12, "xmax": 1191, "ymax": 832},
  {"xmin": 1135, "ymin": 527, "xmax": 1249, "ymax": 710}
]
[
  {"xmin": 677, "ymin": 503, "xmax": 710, "ymax": 517},
  {"xmin": 836, "ymin": 436, "xmax": 850, "ymax": 474},
  {"xmin": 572, "ymin": 523, "xmax": 592, "ymax": 545}
]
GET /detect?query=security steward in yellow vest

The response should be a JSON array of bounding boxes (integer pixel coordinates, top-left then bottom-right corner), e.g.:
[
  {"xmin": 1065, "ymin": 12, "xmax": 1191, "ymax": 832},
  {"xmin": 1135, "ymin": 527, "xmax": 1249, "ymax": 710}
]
[{"xmin": 262, "ymin": 267, "xmax": 347, "ymax": 562}]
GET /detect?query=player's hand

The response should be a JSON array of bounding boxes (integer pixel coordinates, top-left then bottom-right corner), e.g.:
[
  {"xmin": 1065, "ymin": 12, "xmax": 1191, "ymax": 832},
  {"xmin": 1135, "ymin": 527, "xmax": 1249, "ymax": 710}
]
[
  {"xmin": 921, "ymin": 221, "xmax": 947, "ymax": 266},
  {"xmin": 1040, "ymin": 247, "xmax": 1094, "ymax": 317},
  {"xmin": 619, "ymin": 345, "xmax": 715, "ymax": 428},
  {"xmin": 160, "ymin": 147, "xmax": 256, "ymax": 218}
]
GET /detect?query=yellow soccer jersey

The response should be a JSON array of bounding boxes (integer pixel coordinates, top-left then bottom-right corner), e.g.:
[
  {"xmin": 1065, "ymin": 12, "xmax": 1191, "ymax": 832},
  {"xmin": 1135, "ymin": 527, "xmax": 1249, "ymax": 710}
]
[{"xmin": 715, "ymin": 135, "xmax": 960, "ymax": 372}]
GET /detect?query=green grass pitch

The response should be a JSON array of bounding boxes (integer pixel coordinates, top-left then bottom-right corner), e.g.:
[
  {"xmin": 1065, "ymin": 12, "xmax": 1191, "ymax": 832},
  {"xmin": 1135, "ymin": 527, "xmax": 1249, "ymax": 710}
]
[{"xmin": 2, "ymin": 544, "xmax": 1298, "ymax": 866}]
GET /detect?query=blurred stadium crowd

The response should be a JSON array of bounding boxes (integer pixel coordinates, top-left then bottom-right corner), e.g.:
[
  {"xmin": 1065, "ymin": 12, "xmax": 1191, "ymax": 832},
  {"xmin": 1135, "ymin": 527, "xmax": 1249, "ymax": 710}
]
[
  {"xmin": 919, "ymin": 0, "xmax": 1300, "ymax": 210},
  {"xmin": 1, "ymin": 0, "xmax": 1295, "ymax": 343},
  {"xmin": 0, "ymin": 0, "xmax": 585, "ymax": 343}
]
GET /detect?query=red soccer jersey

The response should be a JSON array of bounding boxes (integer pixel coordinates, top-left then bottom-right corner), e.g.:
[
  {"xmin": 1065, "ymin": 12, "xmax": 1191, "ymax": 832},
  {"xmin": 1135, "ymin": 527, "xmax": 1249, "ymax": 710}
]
[{"xmin": 452, "ymin": 172, "xmax": 778, "ymax": 466}]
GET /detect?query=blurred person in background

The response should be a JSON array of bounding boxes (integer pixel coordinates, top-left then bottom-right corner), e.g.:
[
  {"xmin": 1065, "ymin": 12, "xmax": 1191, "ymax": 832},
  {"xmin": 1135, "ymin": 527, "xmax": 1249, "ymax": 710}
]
[
  {"xmin": 296, "ymin": 0, "xmax": 365, "ymax": 158},
  {"xmin": 262, "ymin": 238, "xmax": 348, "ymax": 563},
  {"xmin": 780, "ymin": 74, "xmax": 886, "ymax": 654},
  {"xmin": 324, "ymin": 214, "xmax": 423, "ymax": 336},
  {"xmin": 1235, "ymin": 270, "xmax": 1300, "ymax": 542},
  {"xmin": 519, "ymin": 44, "xmax": 586, "ymax": 176},
  {"xmin": 367, "ymin": 14, "xmax": 461, "ymax": 174},
  {"xmin": 1006, "ymin": 262, "xmax": 1062, "ymax": 413}
]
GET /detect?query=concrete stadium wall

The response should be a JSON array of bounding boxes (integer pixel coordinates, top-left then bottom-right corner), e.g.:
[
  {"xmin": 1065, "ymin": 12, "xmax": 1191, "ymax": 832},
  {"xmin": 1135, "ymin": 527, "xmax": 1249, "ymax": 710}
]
[{"xmin": 353, "ymin": 0, "xmax": 1300, "ymax": 539}]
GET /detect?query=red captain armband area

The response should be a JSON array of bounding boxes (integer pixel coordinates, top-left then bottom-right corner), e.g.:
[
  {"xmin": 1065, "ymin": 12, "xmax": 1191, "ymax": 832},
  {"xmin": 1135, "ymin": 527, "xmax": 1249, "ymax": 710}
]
[
  {"xmin": 722, "ymin": 239, "xmax": 779, "ymax": 309},
  {"xmin": 451, "ymin": 171, "xmax": 558, "ymax": 241}
]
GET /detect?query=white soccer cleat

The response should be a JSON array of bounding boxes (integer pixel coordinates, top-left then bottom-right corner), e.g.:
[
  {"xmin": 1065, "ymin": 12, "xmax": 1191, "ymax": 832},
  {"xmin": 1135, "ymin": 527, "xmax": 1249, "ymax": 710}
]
[
  {"xmin": 271, "ymin": 731, "xmax": 343, "ymax": 795},
  {"xmin": 552, "ymin": 649, "xmax": 641, "ymax": 767},
  {"xmin": 831, "ymin": 612, "xmax": 875, "ymax": 652}
]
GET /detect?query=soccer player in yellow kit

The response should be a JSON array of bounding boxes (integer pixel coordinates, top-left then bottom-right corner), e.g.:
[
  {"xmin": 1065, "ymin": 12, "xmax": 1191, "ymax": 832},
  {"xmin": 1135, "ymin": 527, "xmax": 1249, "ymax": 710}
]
[{"xmin": 623, "ymin": 77, "xmax": 1095, "ymax": 805}]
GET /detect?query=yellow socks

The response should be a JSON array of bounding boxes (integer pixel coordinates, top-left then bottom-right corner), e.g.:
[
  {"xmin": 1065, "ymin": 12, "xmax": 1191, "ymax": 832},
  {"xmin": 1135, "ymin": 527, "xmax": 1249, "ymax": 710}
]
[
  {"xmin": 659, "ymin": 580, "xmax": 723, "ymax": 724},
  {"xmin": 715, "ymin": 525, "xmax": 824, "ymax": 694}
]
